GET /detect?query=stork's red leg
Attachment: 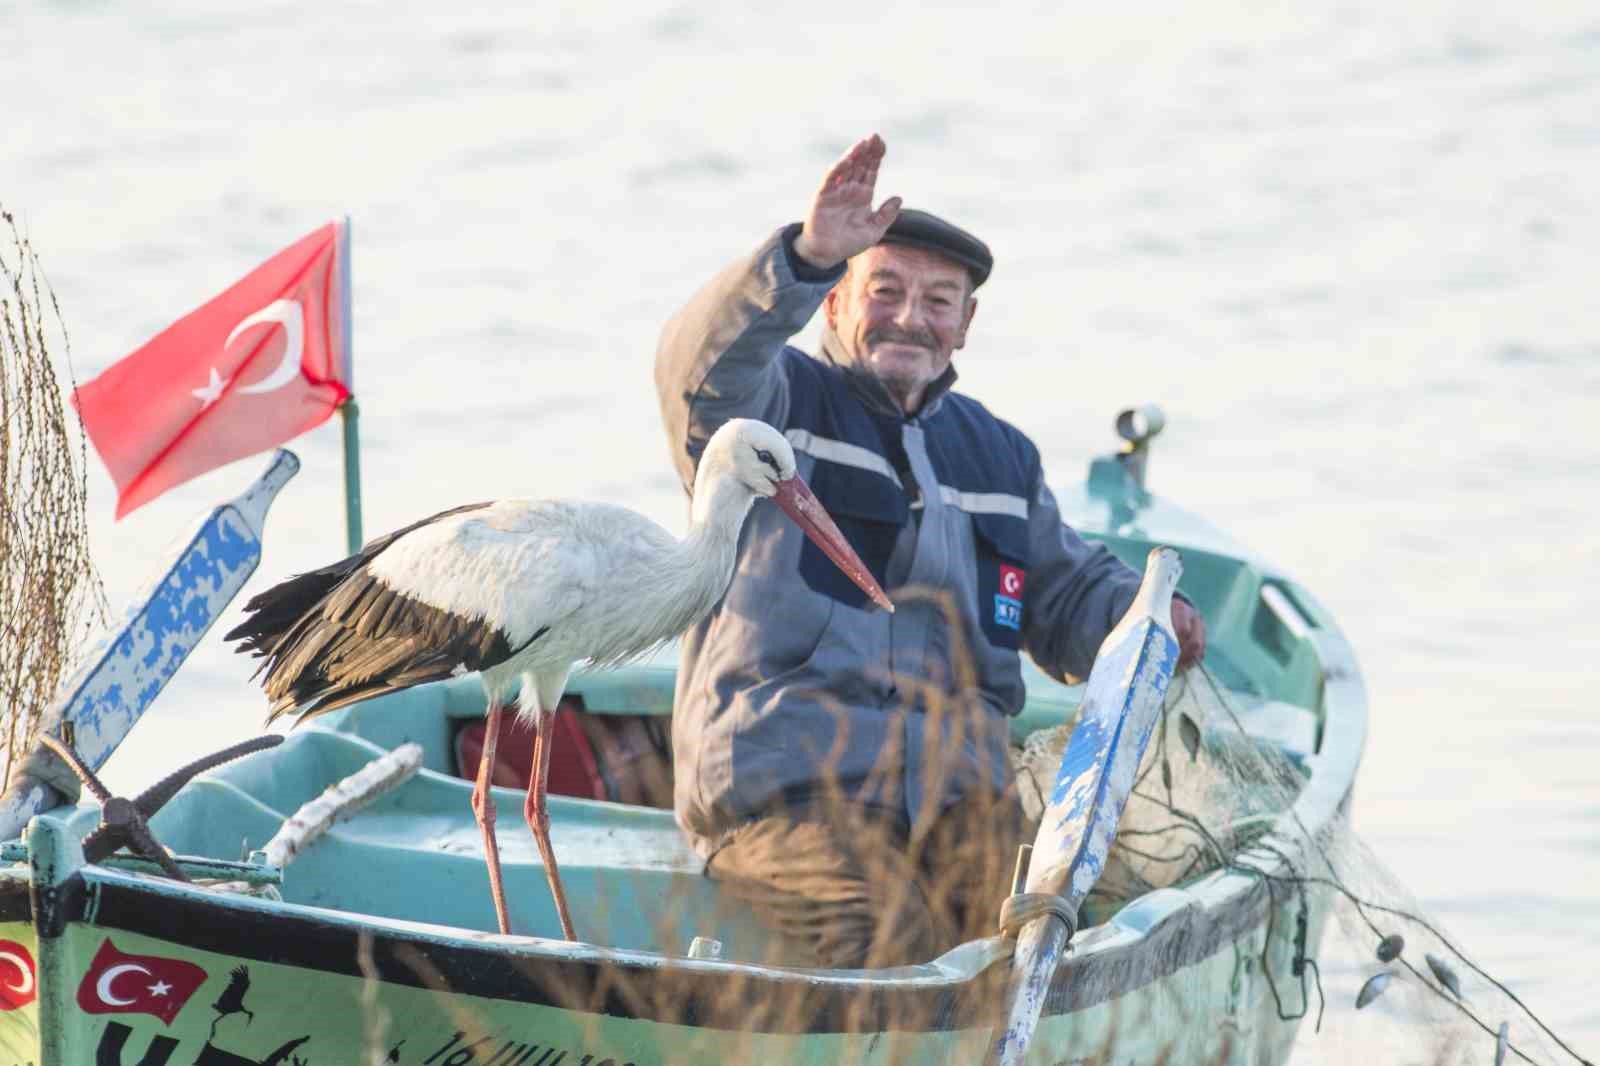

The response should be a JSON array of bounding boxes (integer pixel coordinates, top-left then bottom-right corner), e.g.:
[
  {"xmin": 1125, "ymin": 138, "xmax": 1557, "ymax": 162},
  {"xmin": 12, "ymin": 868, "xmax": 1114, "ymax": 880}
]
[
  {"xmin": 525, "ymin": 705, "xmax": 578, "ymax": 940},
  {"xmin": 471, "ymin": 701, "xmax": 513, "ymax": 935}
]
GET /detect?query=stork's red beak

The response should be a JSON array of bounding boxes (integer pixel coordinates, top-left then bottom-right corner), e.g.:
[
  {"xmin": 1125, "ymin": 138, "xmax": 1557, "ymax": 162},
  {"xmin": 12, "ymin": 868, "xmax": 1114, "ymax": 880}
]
[{"xmin": 772, "ymin": 476, "xmax": 894, "ymax": 613}]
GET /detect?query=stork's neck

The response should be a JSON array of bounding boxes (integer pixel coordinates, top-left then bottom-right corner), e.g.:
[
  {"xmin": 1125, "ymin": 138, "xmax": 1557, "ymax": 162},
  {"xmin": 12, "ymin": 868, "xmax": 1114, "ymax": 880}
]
[
  {"xmin": 648, "ymin": 466, "xmax": 754, "ymax": 632},
  {"xmin": 685, "ymin": 467, "xmax": 754, "ymax": 572}
]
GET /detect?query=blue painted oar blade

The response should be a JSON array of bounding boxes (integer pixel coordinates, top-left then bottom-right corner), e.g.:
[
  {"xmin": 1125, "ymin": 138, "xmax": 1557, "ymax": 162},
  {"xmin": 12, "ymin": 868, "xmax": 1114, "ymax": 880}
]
[
  {"xmin": 0, "ymin": 449, "xmax": 299, "ymax": 837},
  {"xmin": 1026, "ymin": 548, "xmax": 1183, "ymax": 907},
  {"xmin": 988, "ymin": 548, "xmax": 1186, "ymax": 1066}
]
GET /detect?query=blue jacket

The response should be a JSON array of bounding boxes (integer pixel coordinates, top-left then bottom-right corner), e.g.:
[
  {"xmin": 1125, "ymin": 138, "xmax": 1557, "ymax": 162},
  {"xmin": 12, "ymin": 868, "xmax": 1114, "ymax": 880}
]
[{"xmin": 655, "ymin": 226, "xmax": 1141, "ymax": 856}]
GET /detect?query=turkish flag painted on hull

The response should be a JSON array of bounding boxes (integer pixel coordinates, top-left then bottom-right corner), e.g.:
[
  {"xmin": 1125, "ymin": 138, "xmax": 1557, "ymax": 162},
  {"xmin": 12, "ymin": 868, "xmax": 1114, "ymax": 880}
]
[
  {"xmin": 72, "ymin": 221, "xmax": 351, "ymax": 518},
  {"xmin": 0, "ymin": 939, "xmax": 36, "ymax": 1010},
  {"xmin": 75, "ymin": 938, "xmax": 208, "ymax": 1025}
]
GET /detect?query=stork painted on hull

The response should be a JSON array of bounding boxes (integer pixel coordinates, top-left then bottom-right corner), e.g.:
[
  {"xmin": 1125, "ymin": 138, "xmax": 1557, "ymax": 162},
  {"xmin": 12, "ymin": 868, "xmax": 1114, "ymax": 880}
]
[{"xmin": 227, "ymin": 418, "xmax": 893, "ymax": 940}]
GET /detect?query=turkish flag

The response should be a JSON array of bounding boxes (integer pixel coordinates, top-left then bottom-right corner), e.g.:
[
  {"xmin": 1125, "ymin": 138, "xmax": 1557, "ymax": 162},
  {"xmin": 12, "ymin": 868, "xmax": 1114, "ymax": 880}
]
[
  {"xmin": 72, "ymin": 221, "xmax": 351, "ymax": 518},
  {"xmin": 0, "ymin": 939, "xmax": 36, "ymax": 1011},
  {"xmin": 999, "ymin": 563, "xmax": 1026, "ymax": 600},
  {"xmin": 75, "ymin": 937, "xmax": 209, "ymax": 1025}
]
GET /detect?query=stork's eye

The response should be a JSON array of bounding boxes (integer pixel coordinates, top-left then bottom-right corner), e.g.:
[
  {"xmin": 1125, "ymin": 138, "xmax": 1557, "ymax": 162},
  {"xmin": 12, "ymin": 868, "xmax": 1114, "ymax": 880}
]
[{"xmin": 754, "ymin": 448, "xmax": 781, "ymax": 475}]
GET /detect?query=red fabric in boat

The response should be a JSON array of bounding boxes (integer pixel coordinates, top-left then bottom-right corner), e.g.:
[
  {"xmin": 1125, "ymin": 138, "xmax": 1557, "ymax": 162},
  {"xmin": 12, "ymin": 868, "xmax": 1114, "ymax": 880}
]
[{"xmin": 454, "ymin": 701, "xmax": 606, "ymax": 800}]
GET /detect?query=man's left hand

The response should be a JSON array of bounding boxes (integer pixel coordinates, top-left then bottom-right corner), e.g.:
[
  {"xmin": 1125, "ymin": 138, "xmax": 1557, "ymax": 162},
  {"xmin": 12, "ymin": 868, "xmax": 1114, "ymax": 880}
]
[{"xmin": 1172, "ymin": 599, "xmax": 1206, "ymax": 670}]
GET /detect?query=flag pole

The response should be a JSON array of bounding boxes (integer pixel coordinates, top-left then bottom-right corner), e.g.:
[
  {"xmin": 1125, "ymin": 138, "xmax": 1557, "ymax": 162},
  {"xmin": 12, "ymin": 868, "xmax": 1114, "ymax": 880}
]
[
  {"xmin": 339, "ymin": 214, "xmax": 364, "ymax": 555},
  {"xmin": 341, "ymin": 401, "xmax": 363, "ymax": 554}
]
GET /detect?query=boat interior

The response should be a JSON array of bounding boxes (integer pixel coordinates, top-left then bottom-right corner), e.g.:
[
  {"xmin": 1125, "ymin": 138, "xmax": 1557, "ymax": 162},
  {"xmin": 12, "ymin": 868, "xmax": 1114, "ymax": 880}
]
[{"xmin": 85, "ymin": 528, "xmax": 1340, "ymax": 966}]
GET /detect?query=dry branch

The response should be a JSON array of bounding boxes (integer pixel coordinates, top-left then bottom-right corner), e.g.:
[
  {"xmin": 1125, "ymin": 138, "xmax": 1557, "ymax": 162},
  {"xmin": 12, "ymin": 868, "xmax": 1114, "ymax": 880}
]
[{"xmin": 0, "ymin": 208, "xmax": 108, "ymax": 790}]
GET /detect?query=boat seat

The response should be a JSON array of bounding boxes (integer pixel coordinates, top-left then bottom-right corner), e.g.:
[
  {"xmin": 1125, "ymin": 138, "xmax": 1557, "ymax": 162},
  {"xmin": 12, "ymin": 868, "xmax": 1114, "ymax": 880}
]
[
  {"xmin": 450, "ymin": 695, "xmax": 677, "ymax": 808},
  {"xmin": 452, "ymin": 700, "xmax": 608, "ymax": 801},
  {"xmin": 146, "ymin": 727, "xmax": 784, "ymax": 959}
]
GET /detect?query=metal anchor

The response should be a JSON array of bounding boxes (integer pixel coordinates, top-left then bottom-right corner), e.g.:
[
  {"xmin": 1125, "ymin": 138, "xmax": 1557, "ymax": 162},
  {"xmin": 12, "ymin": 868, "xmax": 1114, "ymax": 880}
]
[{"xmin": 37, "ymin": 733, "xmax": 283, "ymax": 881}]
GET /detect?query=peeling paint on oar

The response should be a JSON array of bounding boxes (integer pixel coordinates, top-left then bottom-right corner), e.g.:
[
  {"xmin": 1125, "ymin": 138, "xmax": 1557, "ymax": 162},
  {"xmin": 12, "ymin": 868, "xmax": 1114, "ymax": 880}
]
[
  {"xmin": 987, "ymin": 547, "xmax": 1183, "ymax": 1066},
  {"xmin": 0, "ymin": 449, "xmax": 299, "ymax": 840}
]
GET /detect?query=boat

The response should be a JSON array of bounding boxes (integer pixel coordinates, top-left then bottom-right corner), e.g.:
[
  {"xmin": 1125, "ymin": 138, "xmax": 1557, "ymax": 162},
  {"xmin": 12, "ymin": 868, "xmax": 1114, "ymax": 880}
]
[{"xmin": 0, "ymin": 408, "xmax": 1366, "ymax": 1065}]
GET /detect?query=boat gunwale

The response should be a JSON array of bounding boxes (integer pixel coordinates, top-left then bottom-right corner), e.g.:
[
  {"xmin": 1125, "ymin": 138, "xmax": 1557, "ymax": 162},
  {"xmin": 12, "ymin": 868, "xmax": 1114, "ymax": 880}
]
[
  {"xmin": 1, "ymin": 492, "xmax": 1369, "ymax": 1040},
  {"xmin": 14, "ymin": 853, "xmax": 1280, "ymax": 1035},
  {"xmin": 6, "ymin": 601, "xmax": 1361, "ymax": 1038}
]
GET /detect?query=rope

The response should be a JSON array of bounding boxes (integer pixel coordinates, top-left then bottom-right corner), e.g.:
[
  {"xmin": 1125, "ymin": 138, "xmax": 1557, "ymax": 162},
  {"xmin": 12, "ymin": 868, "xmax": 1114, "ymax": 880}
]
[
  {"xmin": 1188, "ymin": 663, "xmax": 1592, "ymax": 1066},
  {"xmin": 997, "ymin": 891, "xmax": 1077, "ymax": 941},
  {"xmin": 13, "ymin": 740, "xmax": 82, "ymax": 803}
]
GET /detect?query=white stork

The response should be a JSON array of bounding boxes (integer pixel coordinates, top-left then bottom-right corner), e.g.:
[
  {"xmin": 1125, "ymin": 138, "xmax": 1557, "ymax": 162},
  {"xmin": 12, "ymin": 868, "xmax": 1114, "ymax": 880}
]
[{"xmin": 227, "ymin": 418, "xmax": 891, "ymax": 940}]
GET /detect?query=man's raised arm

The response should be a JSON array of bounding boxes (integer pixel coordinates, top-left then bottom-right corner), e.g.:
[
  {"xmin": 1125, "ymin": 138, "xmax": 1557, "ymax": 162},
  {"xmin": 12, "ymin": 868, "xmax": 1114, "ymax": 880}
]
[{"xmin": 654, "ymin": 134, "xmax": 902, "ymax": 490}]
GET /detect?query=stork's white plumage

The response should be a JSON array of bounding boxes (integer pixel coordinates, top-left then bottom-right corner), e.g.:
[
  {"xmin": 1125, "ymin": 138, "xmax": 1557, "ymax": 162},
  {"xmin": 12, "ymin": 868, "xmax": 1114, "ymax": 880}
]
[{"xmin": 228, "ymin": 419, "xmax": 891, "ymax": 940}]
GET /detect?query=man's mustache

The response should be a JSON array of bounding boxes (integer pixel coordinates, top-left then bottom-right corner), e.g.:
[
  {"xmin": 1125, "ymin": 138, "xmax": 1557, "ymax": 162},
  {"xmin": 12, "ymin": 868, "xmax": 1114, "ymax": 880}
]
[{"xmin": 865, "ymin": 327, "xmax": 938, "ymax": 352}]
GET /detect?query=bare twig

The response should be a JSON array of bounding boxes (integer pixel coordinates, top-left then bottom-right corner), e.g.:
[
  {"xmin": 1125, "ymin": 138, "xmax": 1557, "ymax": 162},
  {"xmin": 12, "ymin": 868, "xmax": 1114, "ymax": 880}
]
[{"xmin": 0, "ymin": 207, "xmax": 109, "ymax": 790}]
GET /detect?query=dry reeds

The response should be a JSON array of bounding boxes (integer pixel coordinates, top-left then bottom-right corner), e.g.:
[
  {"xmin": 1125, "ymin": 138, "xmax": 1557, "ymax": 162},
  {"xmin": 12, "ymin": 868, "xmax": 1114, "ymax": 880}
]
[{"xmin": 0, "ymin": 207, "xmax": 108, "ymax": 791}]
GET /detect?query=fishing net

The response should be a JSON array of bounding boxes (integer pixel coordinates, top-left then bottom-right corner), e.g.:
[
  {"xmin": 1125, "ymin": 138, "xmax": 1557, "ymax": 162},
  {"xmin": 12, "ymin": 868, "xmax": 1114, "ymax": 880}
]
[
  {"xmin": 1013, "ymin": 663, "xmax": 1589, "ymax": 1066},
  {"xmin": 0, "ymin": 209, "xmax": 108, "ymax": 792},
  {"xmin": 46, "ymin": 459, "xmax": 1574, "ymax": 1063},
  {"xmin": 332, "ymin": 652, "xmax": 1591, "ymax": 1066},
  {"xmin": 298, "ymin": 614, "xmax": 1596, "ymax": 1066}
]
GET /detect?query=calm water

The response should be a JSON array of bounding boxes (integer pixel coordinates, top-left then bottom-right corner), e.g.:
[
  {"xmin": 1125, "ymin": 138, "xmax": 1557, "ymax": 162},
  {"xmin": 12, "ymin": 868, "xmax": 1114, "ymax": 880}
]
[{"xmin": 7, "ymin": 1, "xmax": 1598, "ymax": 1060}]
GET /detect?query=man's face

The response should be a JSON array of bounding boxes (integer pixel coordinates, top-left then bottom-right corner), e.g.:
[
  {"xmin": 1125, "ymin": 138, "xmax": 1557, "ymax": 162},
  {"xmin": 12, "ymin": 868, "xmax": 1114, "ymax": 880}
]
[{"xmin": 824, "ymin": 244, "xmax": 978, "ymax": 413}]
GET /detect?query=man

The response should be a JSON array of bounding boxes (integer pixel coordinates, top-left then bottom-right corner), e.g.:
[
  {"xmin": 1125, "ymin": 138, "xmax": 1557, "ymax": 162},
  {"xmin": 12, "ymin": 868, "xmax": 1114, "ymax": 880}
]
[{"xmin": 655, "ymin": 134, "xmax": 1205, "ymax": 969}]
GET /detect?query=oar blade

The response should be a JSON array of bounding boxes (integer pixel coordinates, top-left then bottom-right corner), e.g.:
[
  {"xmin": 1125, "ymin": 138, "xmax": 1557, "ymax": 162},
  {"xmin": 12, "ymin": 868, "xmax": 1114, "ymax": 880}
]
[
  {"xmin": 1026, "ymin": 548, "xmax": 1183, "ymax": 903},
  {"xmin": 0, "ymin": 450, "xmax": 299, "ymax": 838},
  {"xmin": 989, "ymin": 546, "xmax": 1184, "ymax": 1066}
]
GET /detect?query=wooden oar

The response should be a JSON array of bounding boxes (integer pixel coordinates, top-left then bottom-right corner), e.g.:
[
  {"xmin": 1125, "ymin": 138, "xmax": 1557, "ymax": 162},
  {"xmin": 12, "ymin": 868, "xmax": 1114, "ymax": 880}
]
[
  {"xmin": 207, "ymin": 743, "xmax": 423, "ymax": 895},
  {"xmin": 255, "ymin": 742, "xmax": 423, "ymax": 870},
  {"xmin": 987, "ymin": 546, "xmax": 1184, "ymax": 1066},
  {"xmin": 0, "ymin": 449, "xmax": 300, "ymax": 840}
]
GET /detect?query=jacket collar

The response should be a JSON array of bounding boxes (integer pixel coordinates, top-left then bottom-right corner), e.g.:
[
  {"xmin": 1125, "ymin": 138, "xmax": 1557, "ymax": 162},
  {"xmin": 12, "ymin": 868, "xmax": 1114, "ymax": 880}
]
[{"xmin": 818, "ymin": 330, "xmax": 957, "ymax": 421}]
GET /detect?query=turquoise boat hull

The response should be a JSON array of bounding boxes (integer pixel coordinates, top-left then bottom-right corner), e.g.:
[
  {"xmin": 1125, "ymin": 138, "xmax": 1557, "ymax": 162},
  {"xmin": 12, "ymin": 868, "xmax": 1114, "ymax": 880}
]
[{"xmin": 0, "ymin": 458, "xmax": 1366, "ymax": 1066}]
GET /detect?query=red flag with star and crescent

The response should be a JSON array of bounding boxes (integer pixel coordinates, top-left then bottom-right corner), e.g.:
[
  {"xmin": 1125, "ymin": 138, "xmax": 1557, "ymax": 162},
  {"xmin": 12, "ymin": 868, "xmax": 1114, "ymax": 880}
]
[
  {"xmin": 72, "ymin": 221, "xmax": 351, "ymax": 518},
  {"xmin": 0, "ymin": 939, "xmax": 37, "ymax": 1011},
  {"xmin": 75, "ymin": 938, "xmax": 208, "ymax": 1025}
]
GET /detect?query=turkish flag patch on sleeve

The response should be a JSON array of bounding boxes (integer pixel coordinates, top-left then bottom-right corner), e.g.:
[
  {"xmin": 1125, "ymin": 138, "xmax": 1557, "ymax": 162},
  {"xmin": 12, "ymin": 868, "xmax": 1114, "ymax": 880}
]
[
  {"xmin": 993, "ymin": 563, "xmax": 1026, "ymax": 632},
  {"xmin": 999, "ymin": 563, "xmax": 1026, "ymax": 601},
  {"xmin": 76, "ymin": 938, "xmax": 208, "ymax": 1025}
]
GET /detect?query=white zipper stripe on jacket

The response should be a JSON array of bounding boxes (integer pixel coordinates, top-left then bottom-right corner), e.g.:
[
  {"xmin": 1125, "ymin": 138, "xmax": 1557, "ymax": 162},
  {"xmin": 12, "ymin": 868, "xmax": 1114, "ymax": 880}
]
[
  {"xmin": 938, "ymin": 486, "xmax": 1031, "ymax": 520},
  {"xmin": 784, "ymin": 429, "xmax": 904, "ymax": 486}
]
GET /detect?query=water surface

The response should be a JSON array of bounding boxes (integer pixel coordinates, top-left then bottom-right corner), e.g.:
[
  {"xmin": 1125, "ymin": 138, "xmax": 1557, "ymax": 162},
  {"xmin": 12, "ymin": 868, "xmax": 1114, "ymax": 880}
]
[{"xmin": 6, "ymin": 2, "xmax": 1597, "ymax": 1060}]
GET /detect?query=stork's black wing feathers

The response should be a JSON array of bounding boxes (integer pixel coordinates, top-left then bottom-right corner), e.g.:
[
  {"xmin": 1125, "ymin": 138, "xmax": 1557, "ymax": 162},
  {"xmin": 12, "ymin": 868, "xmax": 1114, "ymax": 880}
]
[
  {"xmin": 225, "ymin": 501, "xmax": 491, "ymax": 655},
  {"xmin": 225, "ymin": 501, "xmax": 531, "ymax": 724}
]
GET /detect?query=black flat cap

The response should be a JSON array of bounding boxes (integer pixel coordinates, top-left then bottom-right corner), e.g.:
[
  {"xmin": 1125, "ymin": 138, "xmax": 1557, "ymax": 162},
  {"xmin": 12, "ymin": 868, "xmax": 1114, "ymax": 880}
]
[{"xmin": 878, "ymin": 208, "xmax": 993, "ymax": 288}]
